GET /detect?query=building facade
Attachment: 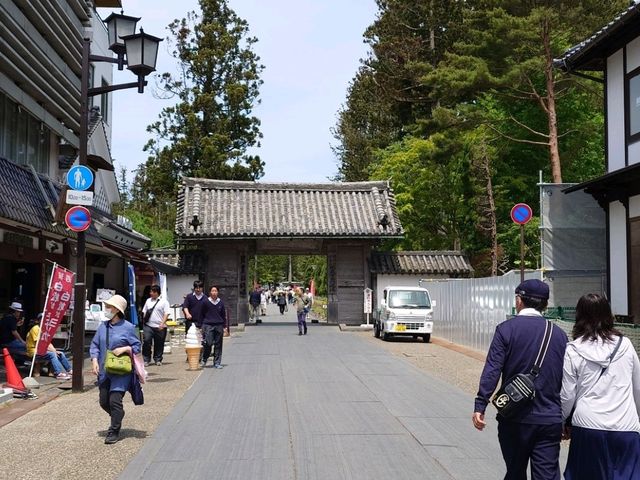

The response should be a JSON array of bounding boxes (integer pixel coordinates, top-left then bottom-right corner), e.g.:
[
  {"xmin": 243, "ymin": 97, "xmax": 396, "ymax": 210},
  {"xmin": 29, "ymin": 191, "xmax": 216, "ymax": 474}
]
[
  {"xmin": 556, "ymin": 2, "xmax": 640, "ymax": 321},
  {"xmin": 0, "ymin": 1, "xmax": 149, "ymax": 321}
]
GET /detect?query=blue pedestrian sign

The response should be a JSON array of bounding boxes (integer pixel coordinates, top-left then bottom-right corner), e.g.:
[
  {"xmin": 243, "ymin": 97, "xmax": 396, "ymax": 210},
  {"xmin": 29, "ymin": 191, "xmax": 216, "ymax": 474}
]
[
  {"xmin": 66, "ymin": 166, "xmax": 94, "ymax": 191},
  {"xmin": 65, "ymin": 206, "xmax": 92, "ymax": 232},
  {"xmin": 510, "ymin": 203, "xmax": 533, "ymax": 225}
]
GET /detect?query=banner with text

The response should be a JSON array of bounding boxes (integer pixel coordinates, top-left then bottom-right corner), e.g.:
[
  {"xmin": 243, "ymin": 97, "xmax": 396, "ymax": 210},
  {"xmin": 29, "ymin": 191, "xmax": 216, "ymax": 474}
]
[{"xmin": 37, "ymin": 265, "xmax": 75, "ymax": 355}]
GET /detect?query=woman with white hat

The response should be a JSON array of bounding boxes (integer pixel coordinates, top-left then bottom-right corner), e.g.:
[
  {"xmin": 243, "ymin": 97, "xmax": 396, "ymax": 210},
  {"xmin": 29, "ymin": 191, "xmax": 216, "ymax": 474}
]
[{"xmin": 89, "ymin": 294, "xmax": 141, "ymax": 445}]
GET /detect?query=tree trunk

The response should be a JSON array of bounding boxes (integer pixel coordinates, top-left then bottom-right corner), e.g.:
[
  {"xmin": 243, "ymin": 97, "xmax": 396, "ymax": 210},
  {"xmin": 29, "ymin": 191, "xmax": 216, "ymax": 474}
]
[
  {"xmin": 542, "ymin": 17, "xmax": 562, "ymax": 183},
  {"xmin": 482, "ymin": 150, "xmax": 498, "ymax": 276}
]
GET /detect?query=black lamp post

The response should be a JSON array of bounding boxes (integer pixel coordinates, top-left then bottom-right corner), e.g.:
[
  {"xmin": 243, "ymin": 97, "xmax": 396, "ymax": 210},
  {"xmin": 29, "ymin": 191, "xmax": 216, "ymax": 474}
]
[{"xmin": 71, "ymin": 14, "xmax": 161, "ymax": 392}]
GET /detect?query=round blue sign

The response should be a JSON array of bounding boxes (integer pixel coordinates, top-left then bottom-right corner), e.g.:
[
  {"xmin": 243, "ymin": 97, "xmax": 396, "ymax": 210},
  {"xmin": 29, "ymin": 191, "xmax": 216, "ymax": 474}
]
[
  {"xmin": 66, "ymin": 166, "xmax": 94, "ymax": 191},
  {"xmin": 65, "ymin": 206, "xmax": 92, "ymax": 232},
  {"xmin": 510, "ymin": 203, "xmax": 533, "ymax": 225}
]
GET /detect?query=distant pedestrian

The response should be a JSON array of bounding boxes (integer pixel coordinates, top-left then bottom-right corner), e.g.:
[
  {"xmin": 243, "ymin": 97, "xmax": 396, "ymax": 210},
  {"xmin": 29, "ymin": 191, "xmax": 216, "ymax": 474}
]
[
  {"xmin": 293, "ymin": 287, "xmax": 310, "ymax": 336},
  {"xmin": 249, "ymin": 286, "xmax": 261, "ymax": 323},
  {"xmin": 200, "ymin": 286, "xmax": 226, "ymax": 368},
  {"xmin": 277, "ymin": 292, "xmax": 287, "ymax": 315},
  {"xmin": 473, "ymin": 279, "xmax": 568, "ymax": 479},
  {"xmin": 561, "ymin": 293, "xmax": 640, "ymax": 480},
  {"xmin": 260, "ymin": 290, "xmax": 268, "ymax": 315},
  {"xmin": 141, "ymin": 285, "xmax": 170, "ymax": 367},
  {"xmin": 90, "ymin": 295, "xmax": 141, "ymax": 444}
]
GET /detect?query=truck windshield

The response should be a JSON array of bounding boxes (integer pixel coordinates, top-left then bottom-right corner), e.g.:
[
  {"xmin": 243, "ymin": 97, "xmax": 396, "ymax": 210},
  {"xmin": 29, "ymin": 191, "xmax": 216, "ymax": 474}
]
[{"xmin": 388, "ymin": 290, "xmax": 431, "ymax": 309}]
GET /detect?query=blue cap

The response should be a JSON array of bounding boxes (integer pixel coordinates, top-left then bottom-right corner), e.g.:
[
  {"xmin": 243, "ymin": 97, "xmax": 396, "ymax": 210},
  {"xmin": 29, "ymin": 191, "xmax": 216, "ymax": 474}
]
[{"xmin": 515, "ymin": 279, "xmax": 549, "ymax": 300}]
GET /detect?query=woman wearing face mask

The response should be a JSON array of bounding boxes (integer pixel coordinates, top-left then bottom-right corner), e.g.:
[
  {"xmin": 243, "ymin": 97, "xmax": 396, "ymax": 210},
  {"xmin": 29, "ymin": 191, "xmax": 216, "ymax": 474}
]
[{"xmin": 90, "ymin": 294, "xmax": 141, "ymax": 445}]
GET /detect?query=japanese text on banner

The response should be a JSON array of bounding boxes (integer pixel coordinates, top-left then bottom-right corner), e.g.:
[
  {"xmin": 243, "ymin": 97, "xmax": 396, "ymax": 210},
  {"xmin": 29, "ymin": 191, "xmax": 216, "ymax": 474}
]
[{"xmin": 37, "ymin": 266, "xmax": 75, "ymax": 355}]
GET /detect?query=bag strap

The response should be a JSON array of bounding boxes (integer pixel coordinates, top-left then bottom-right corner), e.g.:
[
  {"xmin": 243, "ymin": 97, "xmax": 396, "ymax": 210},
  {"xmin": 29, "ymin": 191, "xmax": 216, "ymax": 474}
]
[
  {"xmin": 596, "ymin": 335, "xmax": 623, "ymax": 381},
  {"xmin": 530, "ymin": 320, "xmax": 553, "ymax": 377},
  {"xmin": 143, "ymin": 298, "xmax": 160, "ymax": 325},
  {"xmin": 105, "ymin": 321, "xmax": 111, "ymax": 350}
]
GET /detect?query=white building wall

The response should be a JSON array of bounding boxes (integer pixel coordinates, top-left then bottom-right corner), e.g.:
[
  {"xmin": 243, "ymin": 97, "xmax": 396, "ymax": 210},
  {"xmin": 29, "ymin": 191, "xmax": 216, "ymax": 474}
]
[
  {"xmin": 165, "ymin": 275, "xmax": 200, "ymax": 319},
  {"xmin": 626, "ymin": 37, "xmax": 640, "ymax": 72},
  {"xmin": 628, "ymin": 141, "xmax": 640, "ymax": 166},
  {"xmin": 630, "ymin": 195, "xmax": 640, "ymax": 218},
  {"xmin": 609, "ymin": 201, "xmax": 628, "ymax": 315},
  {"xmin": 608, "ymin": 49, "xmax": 626, "ymax": 172},
  {"xmin": 90, "ymin": 14, "xmax": 113, "ymax": 138}
]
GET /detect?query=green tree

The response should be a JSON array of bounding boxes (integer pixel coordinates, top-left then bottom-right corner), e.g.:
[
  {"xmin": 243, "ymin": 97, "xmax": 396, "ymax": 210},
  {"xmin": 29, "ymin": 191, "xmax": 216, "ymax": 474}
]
[{"xmin": 143, "ymin": 0, "xmax": 264, "ymax": 202}]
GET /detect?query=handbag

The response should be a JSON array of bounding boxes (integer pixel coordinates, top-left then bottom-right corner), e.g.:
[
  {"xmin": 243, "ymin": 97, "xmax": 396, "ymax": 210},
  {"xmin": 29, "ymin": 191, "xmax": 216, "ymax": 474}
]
[
  {"xmin": 128, "ymin": 368, "xmax": 144, "ymax": 405},
  {"xmin": 104, "ymin": 322, "xmax": 132, "ymax": 375},
  {"xmin": 492, "ymin": 319, "xmax": 553, "ymax": 419}
]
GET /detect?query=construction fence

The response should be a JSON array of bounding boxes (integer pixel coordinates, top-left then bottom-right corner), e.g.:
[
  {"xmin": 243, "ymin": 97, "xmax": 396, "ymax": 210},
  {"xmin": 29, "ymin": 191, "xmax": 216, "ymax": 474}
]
[{"xmin": 428, "ymin": 271, "xmax": 639, "ymax": 353}]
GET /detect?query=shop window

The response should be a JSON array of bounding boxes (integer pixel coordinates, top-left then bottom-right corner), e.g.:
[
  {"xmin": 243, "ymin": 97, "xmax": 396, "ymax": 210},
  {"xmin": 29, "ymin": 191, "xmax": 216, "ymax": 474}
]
[
  {"xmin": 0, "ymin": 92, "xmax": 50, "ymax": 173},
  {"xmin": 629, "ymin": 71, "xmax": 640, "ymax": 142}
]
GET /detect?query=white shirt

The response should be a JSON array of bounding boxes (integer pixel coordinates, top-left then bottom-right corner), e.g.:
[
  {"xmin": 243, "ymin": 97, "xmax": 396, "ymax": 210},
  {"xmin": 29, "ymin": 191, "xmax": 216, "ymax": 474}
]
[
  {"xmin": 142, "ymin": 296, "xmax": 170, "ymax": 328},
  {"xmin": 561, "ymin": 335, "xmax": 640, "ymax": 432}
]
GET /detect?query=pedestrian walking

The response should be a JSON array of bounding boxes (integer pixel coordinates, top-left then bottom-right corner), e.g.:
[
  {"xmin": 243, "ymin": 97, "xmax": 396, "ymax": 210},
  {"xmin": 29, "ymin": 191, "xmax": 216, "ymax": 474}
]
[
  {"xmin": 472, "ymin": 279, "xmax": 568, "ymax": 480},
  {"xmin": 561, "ymin": 293, "xmax": 640, "ymax": 480},
  {"xmin": 182, "ymin": 280, "xmax": 206, "ymax": 335},
  {"xmin": 249, "ymin": 285, "xmax": 261, "ymax": 323},
  {"xmin": 90, "ymin": 294, "xmax": 142, "ymax": 444},
  {"xmin": 260, "ymin": 290, "xmax": 268, "ymax": 316},
  {"xmin": 200, "ymin": 286, "xmax": 226, "ymax": 368},
  {"xmin": 293, "ymin": 287, "xmax": 310, "ymax": 335},
  {"xmin": 141, "ymin": 285, "xmax": 170, "ymax": 367},
  {"xmin": 277, "ymin": 292, "xmax": 287, "ymax": 315}
]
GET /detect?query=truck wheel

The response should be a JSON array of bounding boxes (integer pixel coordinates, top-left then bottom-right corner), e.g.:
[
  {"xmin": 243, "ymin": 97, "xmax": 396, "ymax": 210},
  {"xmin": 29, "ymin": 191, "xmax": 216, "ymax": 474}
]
[
  {"xmin": 374, "ymin": 324, "xmax": 380, "ymax": 338},
  {"xmin": 423, "ymin": 334, "xmax": 431, "ymax": 343}
]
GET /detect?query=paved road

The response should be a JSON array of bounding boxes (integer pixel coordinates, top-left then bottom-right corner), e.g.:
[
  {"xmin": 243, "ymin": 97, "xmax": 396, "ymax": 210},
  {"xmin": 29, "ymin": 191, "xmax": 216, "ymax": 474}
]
[{"xmin": 120, "ymin": 306, "xmax": 506, "ymax": 479}]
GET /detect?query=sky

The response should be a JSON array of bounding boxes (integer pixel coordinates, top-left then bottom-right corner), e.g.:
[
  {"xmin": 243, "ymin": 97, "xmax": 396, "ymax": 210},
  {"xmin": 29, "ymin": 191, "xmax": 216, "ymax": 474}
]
[{"xmin": 102, "ymin": 0, "xmax": 377, "ymax": 184}]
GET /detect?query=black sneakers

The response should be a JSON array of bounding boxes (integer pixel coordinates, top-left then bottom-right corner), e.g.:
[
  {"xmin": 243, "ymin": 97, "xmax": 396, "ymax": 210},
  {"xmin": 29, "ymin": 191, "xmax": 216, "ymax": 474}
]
[{"xmin": 105, "ymin": 430, "xmax": 120, "ymax": 444}]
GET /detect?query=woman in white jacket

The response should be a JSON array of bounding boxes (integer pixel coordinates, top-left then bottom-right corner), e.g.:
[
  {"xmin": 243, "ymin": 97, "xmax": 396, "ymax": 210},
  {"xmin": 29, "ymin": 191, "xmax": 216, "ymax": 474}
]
[{"xmin": 561, "ymin": 293, "xmax": 640, "ymax": 480}]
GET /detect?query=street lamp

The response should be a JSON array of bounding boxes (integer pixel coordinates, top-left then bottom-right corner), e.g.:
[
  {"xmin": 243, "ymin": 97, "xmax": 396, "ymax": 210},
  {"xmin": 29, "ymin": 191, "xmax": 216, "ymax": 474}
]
[{"xmin": 71, "ymin": 14, "xmax": 161, "ymax": 392}]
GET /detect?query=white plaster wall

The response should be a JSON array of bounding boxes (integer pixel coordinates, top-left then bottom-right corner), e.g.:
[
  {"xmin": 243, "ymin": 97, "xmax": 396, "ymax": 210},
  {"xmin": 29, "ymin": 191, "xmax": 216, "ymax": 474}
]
[
  {"xmin": 609, "ymin": 201, "xmax": 628, "ymax": 315},
  {"xmin": 608, "ymin": 49, "xmax": 626, "ymax": 172},
  {"xmin": 630, "ymin": 195, "xmax": 640, "ymax": 218},
  {"xmin": 90, "ymin": 15, "xmax": 113, "ymax": 137},
  {"xmin": 165, "ymin": 275, "xmax": 200, "ymax": 319},
  {"xmin": 628, "ymin": 141, "xmax": 640, "ymax": 166},
  {"xmin": 627, "ymin": 37, "xmax": 640, "ymax": 72}
]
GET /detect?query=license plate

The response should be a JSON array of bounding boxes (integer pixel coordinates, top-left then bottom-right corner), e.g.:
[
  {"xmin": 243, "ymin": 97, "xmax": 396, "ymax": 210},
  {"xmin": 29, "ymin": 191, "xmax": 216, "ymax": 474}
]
[{"xmin": 395, "ymin": 324, "xmax": 406, "ymax": 332}]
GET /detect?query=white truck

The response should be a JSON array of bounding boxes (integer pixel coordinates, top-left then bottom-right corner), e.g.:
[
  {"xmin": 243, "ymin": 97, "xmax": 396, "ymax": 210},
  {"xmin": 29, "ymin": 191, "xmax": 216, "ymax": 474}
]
[{"xmin": 373, "ymin": 286, "xmax": 435, "ymax": 343}]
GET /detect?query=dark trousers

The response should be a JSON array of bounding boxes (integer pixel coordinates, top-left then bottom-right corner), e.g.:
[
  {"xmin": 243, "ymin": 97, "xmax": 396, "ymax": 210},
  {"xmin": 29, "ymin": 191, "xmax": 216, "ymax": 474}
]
[
  {"xmin": 142, "ymin": 324, "xmax": 167, "ymax": 363},
  {"xmin": 498, "ymin": 421, "xmax": 562, "ymax": 480},
  {"xmin": 202, "ymin": 324, "xmax": 224, "ymax": 365},
  {"xmin": 99, "ymin": 384, "xmax": 125, "ymax": 433},
  {"xmin": 279, "ymin": 304, "xmax": 286, "ymax": 314}
]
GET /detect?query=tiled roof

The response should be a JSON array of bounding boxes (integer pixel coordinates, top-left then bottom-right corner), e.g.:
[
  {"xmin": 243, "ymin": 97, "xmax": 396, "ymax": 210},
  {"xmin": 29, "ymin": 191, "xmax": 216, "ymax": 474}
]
[
  {"xmin": 370, "ymin": 251, "xmax": 473, "ymax": 276},
  {"xmin": 0, "ymin": 156, "xmax": 101, "ymax": 243},
  {"xmin": 554, "ymin": 3, "xmax": 640, "ymax": 72},
  {"xmin": 147, "ymin": 249, "xmax": 207, "ymax": 274},
  {"xmin": 176, "ymin": 179, "xmax": 404, "ymax": 239}
]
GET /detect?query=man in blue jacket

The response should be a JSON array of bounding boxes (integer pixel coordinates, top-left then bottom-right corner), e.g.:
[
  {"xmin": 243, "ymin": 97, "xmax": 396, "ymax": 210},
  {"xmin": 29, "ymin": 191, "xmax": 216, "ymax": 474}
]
[{"xmin": 472, "ymin": 279, "xmax": 567, "ymax": 480}]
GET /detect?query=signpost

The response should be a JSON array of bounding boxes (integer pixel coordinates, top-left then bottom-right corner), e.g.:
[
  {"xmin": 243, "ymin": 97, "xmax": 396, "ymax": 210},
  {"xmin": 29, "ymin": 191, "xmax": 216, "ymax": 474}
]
[
  {"xmin": 363, "ymin": 288, "xmax": 373, "ymax": 326},
  {"xmin": 510, "ymin": 203, "xmax": 533, "ymax": 282},
  {"xmin": 66, "ymin": 165, "xmax": 94, "ymax": 191},
  {"xmin": 65, "ymin": 206, "xmax": 92, "ymax": 232}
]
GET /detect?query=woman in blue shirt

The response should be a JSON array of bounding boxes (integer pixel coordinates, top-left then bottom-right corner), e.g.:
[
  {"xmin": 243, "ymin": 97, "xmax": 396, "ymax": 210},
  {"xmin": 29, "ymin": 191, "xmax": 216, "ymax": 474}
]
[{"xmin": 90, "ymin": 294, "xmax": 141, "ymax": 445}]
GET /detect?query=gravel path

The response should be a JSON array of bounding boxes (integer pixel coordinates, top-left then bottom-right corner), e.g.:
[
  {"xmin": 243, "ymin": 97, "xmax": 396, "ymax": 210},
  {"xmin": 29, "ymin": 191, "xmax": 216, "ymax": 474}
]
[{"xmin": 352, "ymin": 331, "xmax": 486, "ymax": 397}]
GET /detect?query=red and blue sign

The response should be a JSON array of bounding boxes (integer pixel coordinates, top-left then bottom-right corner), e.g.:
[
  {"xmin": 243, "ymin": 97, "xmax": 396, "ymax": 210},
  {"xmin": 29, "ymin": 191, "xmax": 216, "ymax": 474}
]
[
  {"xmin": 510, "ymin": 203, "xmax": 533, "ymax": 225},
  {"xmin": 65, "ymin": 206, "xmax": 92, "ymax": 232}
]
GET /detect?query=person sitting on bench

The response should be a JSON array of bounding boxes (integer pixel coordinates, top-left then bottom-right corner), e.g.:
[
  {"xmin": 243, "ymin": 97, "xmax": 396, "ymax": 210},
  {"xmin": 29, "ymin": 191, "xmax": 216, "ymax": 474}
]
[
  {"xmin": 25, "ymin": 314, "xmax": 72, "ymax": 380},
  {"xmin": 0, "ymin": 302, "xmax": 27, "ymax": 361}
]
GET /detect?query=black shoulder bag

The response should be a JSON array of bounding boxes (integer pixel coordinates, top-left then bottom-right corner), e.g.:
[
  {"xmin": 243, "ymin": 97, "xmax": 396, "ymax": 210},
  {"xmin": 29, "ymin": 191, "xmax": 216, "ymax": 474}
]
[
  {"xmin": 142, "ymin": 299, "xmax": 159, "ymax": 326},
  {"xmin": 492, "ymin": 319, "xmax": 553, "ymax": 419}
]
